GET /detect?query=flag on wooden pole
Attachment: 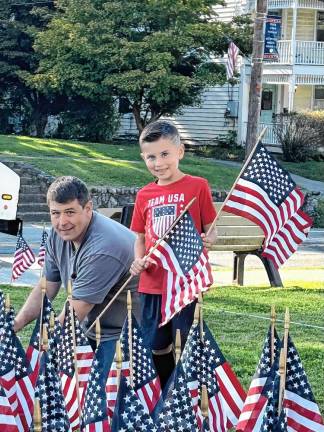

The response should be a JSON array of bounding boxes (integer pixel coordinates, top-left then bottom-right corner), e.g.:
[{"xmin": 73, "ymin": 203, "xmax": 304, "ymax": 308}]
[
  {"xmin": 223, "ymin": 142, "xmax": 312, "ymax": 268},
  {"xmin": 37, "ymin": 228, "xmax": 48, "ymax": 267},
  {"xmin": 151, "ymin": 210, "xmax": 213, "ymax": 326},
  {"xmin": 11, "ymin": 233, "xmax": 35, "ymax": 281},
  {"xmin": 226, "ymin": 41, "xmax": 239, "ymax": 80}
]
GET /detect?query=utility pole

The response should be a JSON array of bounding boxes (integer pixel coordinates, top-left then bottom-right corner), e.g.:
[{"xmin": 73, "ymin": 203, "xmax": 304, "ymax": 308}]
[{"xmin": 245, "ymin": 0, "xmax": 268, "ymax": 157}]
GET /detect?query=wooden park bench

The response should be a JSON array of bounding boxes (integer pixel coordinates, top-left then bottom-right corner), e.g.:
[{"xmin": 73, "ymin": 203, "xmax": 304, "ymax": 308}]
[{"xmin": 97, "ymin": 203, "xmax": 282, "ymax": 287}]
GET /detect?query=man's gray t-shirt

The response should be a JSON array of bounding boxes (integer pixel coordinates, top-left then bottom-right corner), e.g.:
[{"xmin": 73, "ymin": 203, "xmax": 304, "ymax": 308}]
[{"xmin": 44, "ymin": 211, "xmax": 139, "ymax": 341}]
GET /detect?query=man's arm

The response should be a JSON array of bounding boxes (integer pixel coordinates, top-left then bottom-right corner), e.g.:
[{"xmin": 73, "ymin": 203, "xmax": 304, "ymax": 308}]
[
  {"xmin": 14, "ymin": 279, "xmax": 61, "ymax": 332},
  {"xmin": 57, "ymin": 299, "xmax": 94, "ymax": 325}
]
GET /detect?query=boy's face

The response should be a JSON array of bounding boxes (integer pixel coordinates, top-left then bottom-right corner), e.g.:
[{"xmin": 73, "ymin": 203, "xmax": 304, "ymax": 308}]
[{"xmin": 141, "ymin": 137, "xmax": 184, "ymax": 185}]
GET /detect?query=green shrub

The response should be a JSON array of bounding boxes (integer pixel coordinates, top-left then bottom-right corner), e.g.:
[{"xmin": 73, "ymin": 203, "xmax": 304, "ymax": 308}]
[{"xmin": 274, "ymin": 113, "xmax": 322, "ymax": 162}]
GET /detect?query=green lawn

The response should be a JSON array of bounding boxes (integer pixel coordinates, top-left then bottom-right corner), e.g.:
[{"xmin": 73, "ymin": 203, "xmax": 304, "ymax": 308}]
[
  {"xmin": 1, "ymin": 281, "xmax": 323, "ymax": 414},
  {"xmin": 281, "ymin": 160, "xmax": 324, "ymax": 182},
  {"xmin": 0, "ymin": 134, "xmax": 240, "ymax": 189}
]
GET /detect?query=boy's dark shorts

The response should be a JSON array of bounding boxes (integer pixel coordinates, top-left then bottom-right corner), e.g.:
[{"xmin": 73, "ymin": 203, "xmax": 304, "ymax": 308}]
[{"xmin": 140, "ymin": 292, "xmax": 197, "ymax": 352}]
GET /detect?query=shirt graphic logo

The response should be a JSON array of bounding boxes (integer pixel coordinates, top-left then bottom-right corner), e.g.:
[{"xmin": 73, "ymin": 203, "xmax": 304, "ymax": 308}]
[{"xmin": 152, "ymin": 205, "xmax": 176, "ymax": 238}]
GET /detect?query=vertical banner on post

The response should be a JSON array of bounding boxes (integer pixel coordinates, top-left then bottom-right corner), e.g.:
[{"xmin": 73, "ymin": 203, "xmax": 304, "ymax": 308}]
[{"xmin": 264, "ymin": 15, "xmax": 281, "ymax": 61}]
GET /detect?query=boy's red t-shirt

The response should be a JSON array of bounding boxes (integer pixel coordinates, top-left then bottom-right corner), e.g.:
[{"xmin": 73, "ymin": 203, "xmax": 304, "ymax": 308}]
[{"xmin": 130, "ymin": 174, "xmax": 217, "ymax": 295}]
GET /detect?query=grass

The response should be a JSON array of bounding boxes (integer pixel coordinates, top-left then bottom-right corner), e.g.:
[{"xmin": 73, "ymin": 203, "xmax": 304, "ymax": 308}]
[
  {"xmin": 280, "ymin": 160, "xmax": 324, "ymax": 182},
  {"xmin": 1, "ymin": 280, "xmax": 323, "ymax": 414},
  {"xmin": 0, "ymin": 134, "xmax": 240, "ymax": 189}
]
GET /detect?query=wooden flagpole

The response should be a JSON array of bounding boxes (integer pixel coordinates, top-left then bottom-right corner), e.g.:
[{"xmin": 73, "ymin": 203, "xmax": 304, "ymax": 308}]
[
  {"xmin": 270, "ymin": 305, "xmax": 276, "ymax": 366},
  {"xmin": 175, "ymin": 329, "xmax": 181, "ymax": 363},
  {"xmin": 193, "ymin": 302, "xmax": 200, "ymax": 325},
  {"xmin": 33, "ymin": 398, "xmax": 42, "ymax": 432},
  {"xmin": 201, "ymin": 384, "xmax": 209, "ymax": 420},
  {"xmin": 115, "ymin": 340, "xmax": 123, "ymax": 395},
  {"xmin": 38, "ymin": 276, "xmax": 46, "ymax": 353},
  {"xmin": 206, "ymin": 127, "xmax": 268, "ymax": 236},
  {"xmin": 278, "ymin": 308, "xmax": 290, "ymax": 413},
  {"xmin": 198, "ymin": 293, "xmax": 204, "ymax": 344},
  {"xmin": 127, "ymin": 290, "xmax": 133, "ymax": 387},
  {"xmin": 5, "ymin": 293, "xmax": 10, "ymax": 313},
  {"xmin": 86, "ymin": 197, "xmax": 197, "ymax": 335},
  {"xmin": 49, "ymin": 311, "xmax": 55, "ymax": 334},
  {"xmin": 95, "ymin": 318, "xmax": 101, "ymax": 348},
  {"xmin": 42, "ymin": 324, "xmax": 48, "ymax": 352},
  {"xmin": 278, "ymin": 347, "xmax": 286, "ymax": 414},
  {"xmin": 67, "ymin": 280, "xmax": 82, "ymax": 420}
]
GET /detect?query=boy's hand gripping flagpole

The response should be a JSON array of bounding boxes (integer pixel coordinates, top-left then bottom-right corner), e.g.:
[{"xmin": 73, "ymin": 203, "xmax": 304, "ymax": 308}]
[
  {"xmin": 85, "ymin": 197, "xmax": 197, "ymax": 336},
  {"xmin": 206, "ymin": 127, "xmax": 268, "ymax": 237}
]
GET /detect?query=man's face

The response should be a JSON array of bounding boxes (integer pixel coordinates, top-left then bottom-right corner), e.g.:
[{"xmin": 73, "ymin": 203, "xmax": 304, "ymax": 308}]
[{"xmin": 49, "ymin": 199, "xmax": 93, "ymax": 246}]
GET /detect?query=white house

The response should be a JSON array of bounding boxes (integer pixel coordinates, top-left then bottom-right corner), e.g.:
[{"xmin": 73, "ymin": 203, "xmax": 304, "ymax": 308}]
[{"xmin": 119, "ymin": 0, "xmax": 324, "ymax": 151}]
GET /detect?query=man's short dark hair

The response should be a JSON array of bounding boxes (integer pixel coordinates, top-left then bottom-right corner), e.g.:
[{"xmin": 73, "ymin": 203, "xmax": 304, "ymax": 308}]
[
  {"xmin": 47, "ymin": 176, "xmax": 90, "ymax": 207},
  {"xmin": 139, "ymin": 120, "xmax": 181, "ymax": 147}
]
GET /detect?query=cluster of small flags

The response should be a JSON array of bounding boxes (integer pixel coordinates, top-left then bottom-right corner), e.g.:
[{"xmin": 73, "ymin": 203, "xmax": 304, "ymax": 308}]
[
  {"xmin": 0, "ymin": 290, "xmax": 323, "ymax": 432},
  {"xmin": 11, "ymin": 228, "xmax": 48, "ymax": 282}
]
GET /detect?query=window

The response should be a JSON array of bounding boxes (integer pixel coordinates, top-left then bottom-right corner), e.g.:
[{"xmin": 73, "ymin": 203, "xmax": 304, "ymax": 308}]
[
  {"xmin": 261, "ymin": 89, "xmax": 273, "ymax": 110},
  {"xmin": 314, "ymin": 86, "xmax": 324, "ymax": 100},
  {"xmin": 317, "ymin": 12, "xmax": 324, "ymax": 42}
]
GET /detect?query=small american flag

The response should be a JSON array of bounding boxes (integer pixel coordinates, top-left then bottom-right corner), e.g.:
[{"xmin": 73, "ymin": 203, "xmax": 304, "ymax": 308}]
[
  {"xmin": 59, "ymin": 301, "xmax": 94, "ymax": 431},
  {"xmin": 0, "ymin": 385, "xmax": 18, "ymax": 432},
  {"xmin": 237, "ymin": 325, "xmax": 281, "ymax": 431},
  {"xmin": 0, "ymin": 306, "xmax": 38, "ymax": 432},
  {"xmin": 151, "ymin": 211, "xmax": 213, "ymax": 326},
  {"xmin": 11, "ymin": 233, "xmax": 35, "ymax": 281},
  {"xmin": 152, "ymin": 205, "xmax": 176, "ymax": 238},
  {"xmin": 226, "ymin": 41, "xmax": 239, "ymax": 80},
  {"xmin": 106, "ymin": 314, "xmax": 161, "ymax": 420},
  {"xmin": 0, "ymin": 290, "xmax": 4, "ymax": 330},
  {"xmin": 34, "ymin": 348, "xmax": 71, "ymax": 431},
  {"xmin": 26, "ymin": 294, "xmax": 62, "ymax": 375},
  {"xmin": 81, "ymin": 341, "xmax": 112, "ymax": 432},
  {"xmin": 37, "ymin": 228, "xmax": 48, "ymax": 267},
  {"xmin": 181, "ymin": 322, "xmax": 227, "ymax": 432},
  {"xmin": 155, "ymin": 360, "xmax": 199, "ymax": 431},
  {"xmin": 259, "ymin": 369, "xmax": 283, "ymax": 431},
  {"xmin": 223, "ymin": 142, "xmax": 312, "ymax": 268},
  {"xmin": 111, "ymin": 375, "xmax": 156, "ymax": 432},
  {"xmin": 283, "ymin": 335, "xmax": 324, "ymax": 431}
]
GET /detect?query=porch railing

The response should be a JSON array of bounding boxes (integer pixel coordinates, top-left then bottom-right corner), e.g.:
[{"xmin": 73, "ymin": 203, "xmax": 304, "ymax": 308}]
[
  {"xmin": 246, "ymin": 0, "xmax": 324, "ymax": 11},
  {"xmin": 243, "ymin": 122, "xmax": 282, "ymax": 148},
  {"xmin": 266, "ymin": 40, "xmax": 324, "ymax": 65}
]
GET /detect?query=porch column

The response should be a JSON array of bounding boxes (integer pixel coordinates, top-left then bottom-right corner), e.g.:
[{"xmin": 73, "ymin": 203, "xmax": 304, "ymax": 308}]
[
  {"xmin": 291, "ymin": 1, "xmax": 297, "ymax": 64},
  {"xmin": 288, "ymin": 76, "xmax": 296, "ymax": 111}
]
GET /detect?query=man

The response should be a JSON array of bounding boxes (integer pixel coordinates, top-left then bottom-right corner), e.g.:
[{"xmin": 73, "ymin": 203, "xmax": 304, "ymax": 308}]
[{"xmin": 14, "ymin": 176, "xmax": 140, "ymax": 351}]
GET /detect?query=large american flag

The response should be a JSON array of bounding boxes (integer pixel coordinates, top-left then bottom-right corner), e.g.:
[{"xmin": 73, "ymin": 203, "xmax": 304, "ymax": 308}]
[
  {"xmin": 237, "ymin": 325, "xmax": 281, "ymax": 431},
  {"xmin": 59, "ymin": 301, "xmax": 94, "ymax": 431},
  {"xmin": 111, "ymin": 375, "xmax": 156, "ymax": 432},
  {"xmin": 181, "ymin": 322, "xmax": 227, "ymax": 432},
  {"xmin": 37, "ymin": 228, "xmax": 48, "ymax": 267},
  {"xmin": 106, "ymin": 314, "xmax": 161, "ymax": 420},
  {"xmin": 283, "ymin": 335, "xmax": 324, "ymax": 431},
  {"xmin": 223, "ymin": 142, "xmax": 312, "ymax": 268},
  {"xmin": 0, "ymin": 306, "xmax": 38, "ymax": 432},
  {"xmin": 0, "ymin": 385, "xmax": 18, "ymax": 432},
  {"xmin": 151, "ymin": 211, "xmax": 213, "ymax": 326},
  {"xmin": 156, "ymin": 361, "xmax": 200, "ymax": 431},
  {"xmin": 81, "ymin": 342, "xmax": 112, "ymax": 432},
  {"xmin": 34, "ymin": 347, "xmax": 71, "ymax": 431},
  {"xmin": 11, "ymin": 233, "xmax": 35, "ymax": 281},
  {"xmin": 226, "ymin": 41, "xmax": 239, "ymax": 80}
]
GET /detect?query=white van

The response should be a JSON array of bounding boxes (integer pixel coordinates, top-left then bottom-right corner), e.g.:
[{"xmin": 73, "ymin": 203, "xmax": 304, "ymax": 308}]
[{"xmin": 0, "ymin": 162, "xmax": 21, "ymax": 235}]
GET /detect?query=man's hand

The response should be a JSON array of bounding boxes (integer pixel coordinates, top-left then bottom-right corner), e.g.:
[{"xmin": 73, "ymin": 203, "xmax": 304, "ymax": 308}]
[{"xmin": 130, "ymin": 257, "xmax": 157, "ymax": 276}]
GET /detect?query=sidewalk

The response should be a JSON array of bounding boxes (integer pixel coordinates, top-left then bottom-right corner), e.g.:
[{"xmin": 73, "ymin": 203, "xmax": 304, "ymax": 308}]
[{"xmin": 1, "ymin": 224, "xmax": 323, "ymax": 287}]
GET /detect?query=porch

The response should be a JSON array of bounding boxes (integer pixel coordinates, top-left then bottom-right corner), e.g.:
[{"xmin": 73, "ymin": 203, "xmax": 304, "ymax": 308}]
[{"xmin": 267, "ymin": 40, "xmax": 324, "ymax": 65}]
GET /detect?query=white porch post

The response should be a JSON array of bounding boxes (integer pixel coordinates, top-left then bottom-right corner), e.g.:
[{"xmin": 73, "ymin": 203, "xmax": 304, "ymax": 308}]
[
  {"xmin": 288, "ymin": 76, "xmax": 296, "ymax": 111},
  {"xmin": 291, "ymin": 1, "xmax": 297, "ymax": 63}
]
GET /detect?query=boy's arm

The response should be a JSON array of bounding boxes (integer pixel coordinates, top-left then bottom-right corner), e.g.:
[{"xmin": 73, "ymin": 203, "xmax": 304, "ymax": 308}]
[
  {"xmin": 201, "ymin": 223, "xmax": 218, "ymax": 250},
  {"xmin": 130, "ymin": 233, "xmax": 157, "ymax": 275}
]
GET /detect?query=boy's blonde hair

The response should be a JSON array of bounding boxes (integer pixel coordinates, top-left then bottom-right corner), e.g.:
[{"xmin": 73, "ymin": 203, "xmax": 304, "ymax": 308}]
[{"xmin": 139, "ymin": 120, "xmax": 181, "ymax": 147}]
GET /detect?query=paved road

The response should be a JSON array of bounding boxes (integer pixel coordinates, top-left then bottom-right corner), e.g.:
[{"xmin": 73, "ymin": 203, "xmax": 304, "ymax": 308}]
[{"xmin": 1, "ymin": 224, "xmax": 323, "ymax": 287}]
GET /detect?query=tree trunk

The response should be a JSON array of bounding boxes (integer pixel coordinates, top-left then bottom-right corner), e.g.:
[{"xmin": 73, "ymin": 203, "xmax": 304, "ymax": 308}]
[
  {"xmin": 132, "ymin": 104, "xmax": 144, "ymax": 134},
  {"xmin": 245, "ymin": 0, "xmax": 267, "ymax": 157}
]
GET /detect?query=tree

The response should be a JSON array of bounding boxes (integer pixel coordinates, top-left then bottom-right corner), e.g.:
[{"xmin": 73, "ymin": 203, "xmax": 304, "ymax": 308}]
[
  {"xmin": 0, "ymin": 1, "xmax": 68, "ymax": 136},
  {"xmin": 32, "ymin": 0, "xmax": 252, "ymax": 133}
]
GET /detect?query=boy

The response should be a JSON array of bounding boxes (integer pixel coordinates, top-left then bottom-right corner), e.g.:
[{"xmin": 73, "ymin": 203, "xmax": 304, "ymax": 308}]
[{"xmin": 130, "ymin": 120, "xmax": 217, "ymax": 386}]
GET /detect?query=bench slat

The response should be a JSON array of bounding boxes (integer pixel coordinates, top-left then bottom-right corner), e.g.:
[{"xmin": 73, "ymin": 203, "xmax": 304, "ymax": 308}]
[
  {"xmin": 212, "ymin": 235, "xmax": 264, "ymax": 247},
  {"xmin": 217, "ymin": 226, "xmax": 263, "ymax": 236}
]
